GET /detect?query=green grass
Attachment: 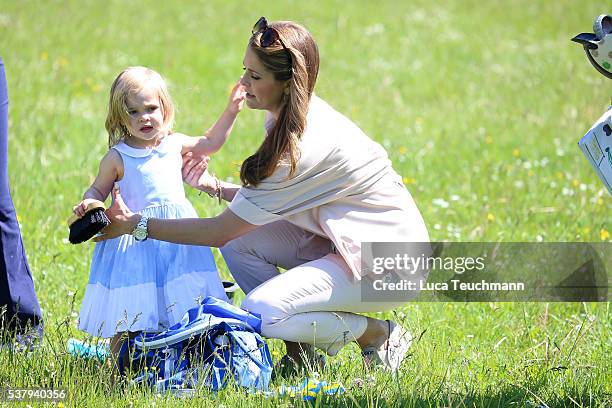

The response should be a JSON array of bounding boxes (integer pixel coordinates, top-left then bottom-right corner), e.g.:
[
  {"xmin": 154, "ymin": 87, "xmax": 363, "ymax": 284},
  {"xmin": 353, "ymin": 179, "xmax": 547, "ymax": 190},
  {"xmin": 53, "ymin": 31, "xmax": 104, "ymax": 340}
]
[{"xmin": 1, "ymin": 0, "xmax": 611, "ymax": 406}]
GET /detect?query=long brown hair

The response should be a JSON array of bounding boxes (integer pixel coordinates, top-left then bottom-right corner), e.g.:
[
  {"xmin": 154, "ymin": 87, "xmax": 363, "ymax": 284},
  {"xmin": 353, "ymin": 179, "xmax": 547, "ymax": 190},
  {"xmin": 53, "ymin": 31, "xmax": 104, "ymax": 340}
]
[{"xmin": 240, "ymin": 21, "xmax": 319, "ymax": 186}]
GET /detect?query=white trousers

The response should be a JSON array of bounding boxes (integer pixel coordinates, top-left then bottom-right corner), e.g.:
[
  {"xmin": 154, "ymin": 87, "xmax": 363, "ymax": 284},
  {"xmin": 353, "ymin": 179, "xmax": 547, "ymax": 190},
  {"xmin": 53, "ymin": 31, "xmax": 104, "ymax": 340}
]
[{"xmin": 220, "ymin": 220, "xmax": 406, "ymax": 355}]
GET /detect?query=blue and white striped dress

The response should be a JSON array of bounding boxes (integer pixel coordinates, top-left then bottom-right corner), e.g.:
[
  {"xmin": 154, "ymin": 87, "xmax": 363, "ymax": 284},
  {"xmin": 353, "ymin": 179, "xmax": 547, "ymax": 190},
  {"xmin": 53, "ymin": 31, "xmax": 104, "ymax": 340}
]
[{"xmin": 79, "ymin": 136, "xmax": 228, "ymax": 338}]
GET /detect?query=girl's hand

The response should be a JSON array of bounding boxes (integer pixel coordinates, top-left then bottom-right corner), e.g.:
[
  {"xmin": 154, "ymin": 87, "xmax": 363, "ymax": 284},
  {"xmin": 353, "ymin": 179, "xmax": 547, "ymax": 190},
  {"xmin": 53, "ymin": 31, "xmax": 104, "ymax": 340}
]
[
  {"xmin": 93, "ymin": 186, "xmax": 139, "ymax": 242},
  {"xmin": 182, "ymin": 152, "xmax": 217, "ymax": 194},
  {"xmin": 226, "ymin": 79, "xmax": 246, "ymax": 115},
  {"xmin": 72, "ymin": 198, "xmax": 100, "ymax": 218}
]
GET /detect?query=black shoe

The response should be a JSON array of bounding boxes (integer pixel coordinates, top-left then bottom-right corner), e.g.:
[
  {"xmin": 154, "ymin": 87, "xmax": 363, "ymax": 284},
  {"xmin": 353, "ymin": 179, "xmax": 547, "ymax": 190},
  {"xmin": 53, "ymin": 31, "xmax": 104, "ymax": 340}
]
[
  {"xmin": 272, "ymin": 352, "xmax": 327, "ymax": 381},
  {"xmin": 272, "ymin": 354, "xmax": 299, "ymax": 381}
]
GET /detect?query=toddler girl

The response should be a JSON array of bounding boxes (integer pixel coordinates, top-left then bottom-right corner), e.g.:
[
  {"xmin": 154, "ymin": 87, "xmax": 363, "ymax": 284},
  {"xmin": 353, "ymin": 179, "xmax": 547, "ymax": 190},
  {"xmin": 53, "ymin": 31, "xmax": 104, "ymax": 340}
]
[{"xmin": 73, "ymin": 66, "xmax": 245, "ymax": 354}]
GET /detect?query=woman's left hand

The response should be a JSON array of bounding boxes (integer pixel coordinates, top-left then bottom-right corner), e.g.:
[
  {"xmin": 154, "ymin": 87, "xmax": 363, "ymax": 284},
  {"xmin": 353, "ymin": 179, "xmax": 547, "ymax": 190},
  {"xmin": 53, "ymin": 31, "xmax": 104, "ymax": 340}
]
[
  {"xmin": 182, "ymin": 151, "xmax": 209, "ymax": 178},
  {"xmin": 93, "ymin": 186, "xmax": 139, "ymax": 242},
  {"xmin": 182, "ymin": 152, "xmax": 216, "ymax": 194}
]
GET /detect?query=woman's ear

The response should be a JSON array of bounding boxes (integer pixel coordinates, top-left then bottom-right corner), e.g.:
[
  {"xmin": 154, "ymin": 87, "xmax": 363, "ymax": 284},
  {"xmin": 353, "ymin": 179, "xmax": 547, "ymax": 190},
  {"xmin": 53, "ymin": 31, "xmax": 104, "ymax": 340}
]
[{"xmin": 284, "ymin": 81, "xmax": 291, "ymax": 95}]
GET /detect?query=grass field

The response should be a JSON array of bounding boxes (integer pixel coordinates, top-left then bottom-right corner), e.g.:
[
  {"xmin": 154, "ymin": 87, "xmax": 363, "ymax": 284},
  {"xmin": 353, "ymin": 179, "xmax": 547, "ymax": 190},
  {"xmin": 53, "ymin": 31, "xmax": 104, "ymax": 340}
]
[{"xmin": 1, "ymin": 0, "xmax": 611, "ymax": 406}]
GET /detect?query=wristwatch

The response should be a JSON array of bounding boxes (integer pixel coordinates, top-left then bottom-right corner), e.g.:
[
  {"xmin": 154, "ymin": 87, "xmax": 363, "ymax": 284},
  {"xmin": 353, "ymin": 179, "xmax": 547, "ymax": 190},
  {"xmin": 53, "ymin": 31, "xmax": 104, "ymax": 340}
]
[{"xmin": 132, "ymin": 216, "xmax": 149, "ymax": 241}]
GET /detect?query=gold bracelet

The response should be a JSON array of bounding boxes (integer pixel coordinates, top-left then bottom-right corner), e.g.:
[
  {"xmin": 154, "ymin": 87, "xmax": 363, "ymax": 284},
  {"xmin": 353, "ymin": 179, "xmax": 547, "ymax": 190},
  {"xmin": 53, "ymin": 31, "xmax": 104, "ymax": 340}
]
[
  {"xmin": 197, "ymin": 174, "xmax": 223, "ymax": 204},
  {"xmin": 206, "ymin": 180, "xmax": 218, "ymax": 199},
  {"xmin": 204, "ymin": 175, "xmax": 222, "ymax": 204}
]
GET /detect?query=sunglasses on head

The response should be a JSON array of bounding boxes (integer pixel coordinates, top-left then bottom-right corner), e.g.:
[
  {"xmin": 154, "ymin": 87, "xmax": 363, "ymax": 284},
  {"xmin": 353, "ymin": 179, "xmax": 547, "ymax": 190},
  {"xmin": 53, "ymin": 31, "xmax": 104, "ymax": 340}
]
[{"xmin": 252, "ymin": 17, "xmax": 288, "ymax": 49}]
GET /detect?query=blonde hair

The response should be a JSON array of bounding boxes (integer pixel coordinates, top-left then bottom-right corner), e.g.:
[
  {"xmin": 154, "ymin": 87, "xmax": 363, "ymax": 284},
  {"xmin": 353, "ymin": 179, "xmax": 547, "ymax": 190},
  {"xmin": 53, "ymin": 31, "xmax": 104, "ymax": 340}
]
[
  {"xmin": 105, "ymin": 66, "xmax": 175, "ymax": 147},
  {"xmin": 240, "ymin": 20, "xmax": 319, "ymax": 187}
]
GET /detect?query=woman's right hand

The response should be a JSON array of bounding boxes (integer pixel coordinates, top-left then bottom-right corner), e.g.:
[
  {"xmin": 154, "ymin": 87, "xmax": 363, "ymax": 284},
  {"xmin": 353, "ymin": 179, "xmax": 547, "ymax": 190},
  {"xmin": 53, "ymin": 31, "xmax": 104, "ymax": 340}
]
[
  {"xmin": 182, "ymin": 151, "xmax": 217, "ymax": 194},
  {"xmin": 94, "ymin": 186, "xmax": 139, "ymax": 242}
]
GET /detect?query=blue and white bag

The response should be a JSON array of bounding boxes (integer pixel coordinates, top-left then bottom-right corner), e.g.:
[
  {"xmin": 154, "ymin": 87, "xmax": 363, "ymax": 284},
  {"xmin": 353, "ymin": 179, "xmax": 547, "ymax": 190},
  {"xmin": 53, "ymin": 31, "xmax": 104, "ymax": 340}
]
[{"xmin": 118, "ymin": 296, "xmax": 272, "ymax": 392}]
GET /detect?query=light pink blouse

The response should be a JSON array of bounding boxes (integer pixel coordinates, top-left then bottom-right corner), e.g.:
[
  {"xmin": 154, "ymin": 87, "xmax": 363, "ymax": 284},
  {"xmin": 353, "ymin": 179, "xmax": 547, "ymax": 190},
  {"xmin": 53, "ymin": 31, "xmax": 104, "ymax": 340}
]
[{"xmin": 229, "ymin": 96, "xmax": 429, "ymax": 281}]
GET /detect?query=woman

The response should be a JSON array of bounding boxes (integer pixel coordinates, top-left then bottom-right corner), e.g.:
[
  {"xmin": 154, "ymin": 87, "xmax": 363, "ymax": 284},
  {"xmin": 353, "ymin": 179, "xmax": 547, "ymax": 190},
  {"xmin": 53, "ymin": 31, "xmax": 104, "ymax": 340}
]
[{"xmin": 98, "ymin": 18, "xmax": 429, "ymax": 371}]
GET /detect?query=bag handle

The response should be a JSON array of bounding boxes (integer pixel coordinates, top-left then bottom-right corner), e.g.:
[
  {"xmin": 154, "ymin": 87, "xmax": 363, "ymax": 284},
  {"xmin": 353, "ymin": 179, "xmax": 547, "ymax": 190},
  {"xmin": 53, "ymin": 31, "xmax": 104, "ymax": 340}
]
[{"xmin": 135, "ymin": 317, "xmax": 252, "ymax": 349}]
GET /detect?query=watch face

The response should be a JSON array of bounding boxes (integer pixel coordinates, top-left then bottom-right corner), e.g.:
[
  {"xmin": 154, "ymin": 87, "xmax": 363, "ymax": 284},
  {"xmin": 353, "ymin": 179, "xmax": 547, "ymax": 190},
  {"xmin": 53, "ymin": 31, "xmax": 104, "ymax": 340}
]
[
  {"xmin": 134, "ymin": 228, "xmax": 147, "ymax": 241},
  {"xmin": 133, "ymin": 216, "xmax": 148, "ymax": 241}
]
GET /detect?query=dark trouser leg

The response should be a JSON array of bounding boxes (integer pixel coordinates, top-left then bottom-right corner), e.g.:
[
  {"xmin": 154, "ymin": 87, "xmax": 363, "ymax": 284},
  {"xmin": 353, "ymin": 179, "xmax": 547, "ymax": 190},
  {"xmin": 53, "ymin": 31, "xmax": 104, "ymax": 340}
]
[{"xmin": 0, "ymin": 57, "xmax": 43, "ymax": 338}]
